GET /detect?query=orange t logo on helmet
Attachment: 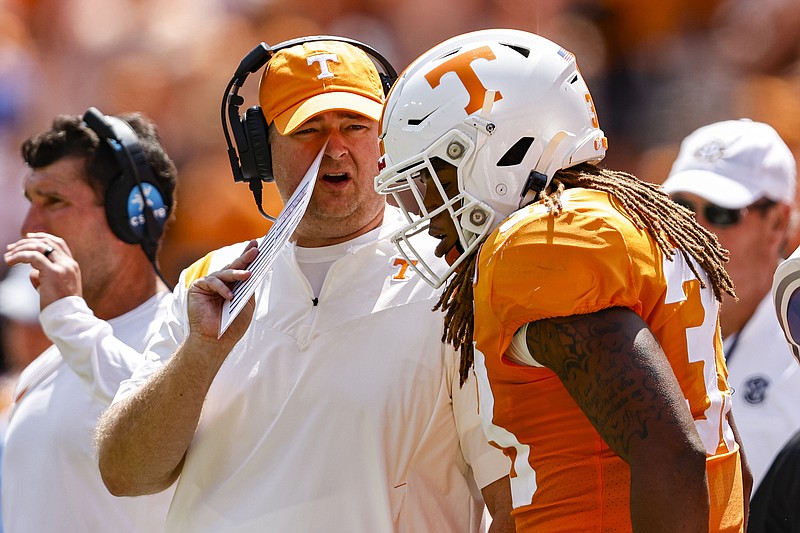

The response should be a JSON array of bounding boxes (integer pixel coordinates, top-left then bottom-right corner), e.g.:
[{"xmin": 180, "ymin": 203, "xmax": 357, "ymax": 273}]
[{"xmin": 424, "ymin": 46, "xmax": 503, "ymax": 115}]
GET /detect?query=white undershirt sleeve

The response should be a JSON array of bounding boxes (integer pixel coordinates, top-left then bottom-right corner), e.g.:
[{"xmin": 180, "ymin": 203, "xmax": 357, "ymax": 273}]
[{"xmin": 504, "ymin": 323, "xmax": 545, "ymax": 367}]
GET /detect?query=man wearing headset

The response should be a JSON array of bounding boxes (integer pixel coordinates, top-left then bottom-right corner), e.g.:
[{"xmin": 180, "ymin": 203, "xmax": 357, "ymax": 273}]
[
  {"xmin": 95, "ymin": 39, "xmax": 513, "ymax": 532},
  {"xmin": 2, "ymin": 110, "xmax": 177, "ymax": 531}
]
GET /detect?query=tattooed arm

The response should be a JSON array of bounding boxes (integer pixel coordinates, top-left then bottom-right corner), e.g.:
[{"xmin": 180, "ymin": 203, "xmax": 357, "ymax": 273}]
[{"xmin": 526, "ymin": 306, "xmax": 709, "ymax": 533}]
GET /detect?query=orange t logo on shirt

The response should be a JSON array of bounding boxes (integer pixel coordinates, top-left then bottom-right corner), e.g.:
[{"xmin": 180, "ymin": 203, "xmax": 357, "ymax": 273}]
[{"xmin": 391, "ymin": 257, "xmax": 418, "ymax": 280}]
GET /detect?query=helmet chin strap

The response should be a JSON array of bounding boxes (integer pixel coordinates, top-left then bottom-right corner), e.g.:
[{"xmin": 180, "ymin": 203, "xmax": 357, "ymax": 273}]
[
  {"xmin": 519, "ymin": 130, "xmax": 574, "ymax": 208},
  {"xmin": 445, "ymin": 243, "xmax": 464, "ymax": 266}
]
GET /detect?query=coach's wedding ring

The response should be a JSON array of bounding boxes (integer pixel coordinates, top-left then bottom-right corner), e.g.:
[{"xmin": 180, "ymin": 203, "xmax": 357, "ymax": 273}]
[{"xmin": 43, "ymin": 246, "xmax": 54, "ymax": 259}]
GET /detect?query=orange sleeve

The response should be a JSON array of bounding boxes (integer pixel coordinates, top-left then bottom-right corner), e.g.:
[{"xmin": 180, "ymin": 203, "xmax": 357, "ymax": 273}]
[{"xmin": 479, "ymin": 193, "xmax": 652, "ymax": 331}]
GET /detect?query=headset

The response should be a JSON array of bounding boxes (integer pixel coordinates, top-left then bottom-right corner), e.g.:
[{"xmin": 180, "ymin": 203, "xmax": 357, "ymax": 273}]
[
  {"xmin": 220, "ymin": 35, "xmax": 398, "ymax": 220},
  {"xmin": 82, "ymin": 106, "xmax": 173, "ymax": 288}
]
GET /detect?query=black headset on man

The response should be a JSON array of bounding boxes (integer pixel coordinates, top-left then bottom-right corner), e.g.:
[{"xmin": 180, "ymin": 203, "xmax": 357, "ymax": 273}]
[
  {"xmin": 82, "ymin": 106, "xmax": 173, "ymax": 289},
  {"xmin": 220, "ymin": 35, "xmax": 398, "ymax": 221}
]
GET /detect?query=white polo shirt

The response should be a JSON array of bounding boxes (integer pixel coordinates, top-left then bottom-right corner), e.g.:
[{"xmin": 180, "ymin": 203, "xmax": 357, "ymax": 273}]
[
  {"xmin": 3, "ymin": 292, "xmax": 175, "ymax": 532},
  {"xmin": 116, "ymin": 207, "xmax": 509, "ymax": 532},
  {"xmin": 725, "ymin": 293, "xmax": 800, "ymax": 491}
]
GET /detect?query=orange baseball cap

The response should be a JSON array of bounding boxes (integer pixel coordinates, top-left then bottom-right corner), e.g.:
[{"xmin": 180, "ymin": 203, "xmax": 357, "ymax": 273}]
[{"xmin": 259, "ymin": 40, "xmax": 385, "ymax": 135}]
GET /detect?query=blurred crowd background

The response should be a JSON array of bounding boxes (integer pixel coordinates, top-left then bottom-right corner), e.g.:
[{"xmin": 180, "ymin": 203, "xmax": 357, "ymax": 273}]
[{"xmin": 1, "ymin": 0, "xmax": 800, "ymax": 374}]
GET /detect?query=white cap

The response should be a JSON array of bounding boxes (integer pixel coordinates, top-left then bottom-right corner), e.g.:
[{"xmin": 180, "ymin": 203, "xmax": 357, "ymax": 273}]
[{"xmin": 662, "ymin": 119, "xmax": 797, "ymax": 209}]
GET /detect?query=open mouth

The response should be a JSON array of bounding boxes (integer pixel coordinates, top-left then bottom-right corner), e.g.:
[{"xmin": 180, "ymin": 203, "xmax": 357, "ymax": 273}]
[{"xmin": 322, "ymin": 172, "xmax": 348, "ymax": 184}]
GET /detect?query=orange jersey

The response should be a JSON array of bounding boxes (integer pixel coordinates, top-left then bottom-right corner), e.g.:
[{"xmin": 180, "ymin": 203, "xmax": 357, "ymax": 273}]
[{"xmin": 473, "ymin": 188, "xmax": 743, "ymax": 531}]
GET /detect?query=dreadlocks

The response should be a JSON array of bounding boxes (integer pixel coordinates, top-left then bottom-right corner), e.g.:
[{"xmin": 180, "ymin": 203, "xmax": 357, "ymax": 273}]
[{"xmin": 436, "ymin": 162, "xmax": 736, "ymax": 385}]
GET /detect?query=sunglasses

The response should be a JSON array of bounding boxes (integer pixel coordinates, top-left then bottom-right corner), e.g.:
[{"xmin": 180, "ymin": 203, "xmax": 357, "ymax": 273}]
[{"xmin": 671, "ymin": 196, "xmax": 776, "ymax": 228}]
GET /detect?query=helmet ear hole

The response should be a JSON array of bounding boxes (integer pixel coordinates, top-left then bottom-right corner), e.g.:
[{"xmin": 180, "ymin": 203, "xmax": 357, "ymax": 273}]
[{"xmin": 497, "ymin": 137, "xmax": 535, "ymax": 167}]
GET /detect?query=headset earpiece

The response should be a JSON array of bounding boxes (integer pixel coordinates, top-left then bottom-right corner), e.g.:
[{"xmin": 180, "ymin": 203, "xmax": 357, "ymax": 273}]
[
  {"xmin": 242, "ymin": 106, "xmax": 272, "ymax": 182},
  {"xmin": 82, "ymin": 107, "xmax": 171, "ymax": 262}
]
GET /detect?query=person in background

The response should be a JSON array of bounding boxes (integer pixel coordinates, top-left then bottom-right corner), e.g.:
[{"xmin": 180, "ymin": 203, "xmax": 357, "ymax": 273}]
[
  {"xmin": 94, "ymin": 38, "xmax": 513, "ymax": 532},
  {"xmin": 773, "ymin": 244, "xmax": 800, "ymax": 360},
  {"xmin": 0, "ymin": 264, "xmax": 51, "ymax": 422},
  {"xmin": 375, "ymin": 28, "xmax": 749, "ymax": 531},
  {"xmin": 0, "ymin": 263, "xmax": 51, "ymax": 533},
  {"xmin": 751, "ymin": 218, "xmax": 800, "ymax": 531},
  {"xmin": 662, "ymin": 119, "xmax": 800, "ymax": 497},
  {"xmin": 745, "ymin": 427, "xmax": 800, "ymax": 532},
  {"xmin": 2, "ymin": 108, "xmax": 177, "ymax": 532}
]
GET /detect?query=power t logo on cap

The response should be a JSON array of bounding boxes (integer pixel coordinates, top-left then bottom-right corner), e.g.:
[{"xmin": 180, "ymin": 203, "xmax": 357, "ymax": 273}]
[
  {"xmin": 307, "ymin": 54, "xmax": 338, "ymax": 78},
  {"xmin": 259, "ymin": 41, "xmax": 385, "ymax": 135}
]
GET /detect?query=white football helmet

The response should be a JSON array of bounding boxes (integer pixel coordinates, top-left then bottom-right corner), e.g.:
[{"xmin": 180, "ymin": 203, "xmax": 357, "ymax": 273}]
[{"xmin": 375, "ymin": 29, "xmax": 607, "ymax": 287}]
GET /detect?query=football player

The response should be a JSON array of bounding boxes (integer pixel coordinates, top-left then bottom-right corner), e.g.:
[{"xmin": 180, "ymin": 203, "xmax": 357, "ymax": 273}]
[{"xmin": 375, "ymin": 29, "xmax": 749, "ymax": 531}]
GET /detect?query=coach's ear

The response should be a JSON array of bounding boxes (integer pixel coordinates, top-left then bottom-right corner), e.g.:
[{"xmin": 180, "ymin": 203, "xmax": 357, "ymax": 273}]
[
  {"xmin": 773, "ymin": 203, "xmax": 791, "ymax": 231},
  {"xmin": 769, "ymin": 203, "xmax": 792, "ymax": 252}
]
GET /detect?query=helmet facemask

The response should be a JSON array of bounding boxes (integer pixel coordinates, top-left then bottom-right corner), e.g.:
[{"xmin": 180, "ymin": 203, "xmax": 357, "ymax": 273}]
[{"xmin": 376, "ymin": 128, "xmax": 495, "ymax": 288}]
